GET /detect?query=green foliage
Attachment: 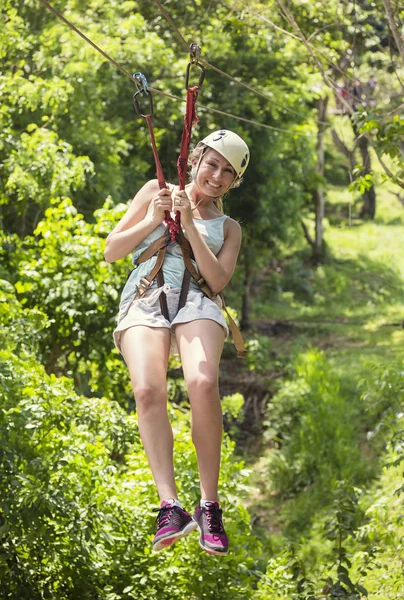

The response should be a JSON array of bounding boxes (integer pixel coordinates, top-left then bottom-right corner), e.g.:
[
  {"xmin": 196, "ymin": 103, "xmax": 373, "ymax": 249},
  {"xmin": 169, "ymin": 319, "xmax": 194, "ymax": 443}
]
[
  {"xmin": 353, "ymin": 112, "xmax": 404, "ymax": 188},
  {"xmin": 6, "ymin": 197, "xmax": 131, "ymax": 403},
  {"xmin": 253, "ymin": 550, "xmax": 315, "ymax": 600},
  {"xmin": 261, "ymin": 350, "xmax": 370, "ymax": 529},
  {"xmin": 0, "ymin": 283, "xmax": 261, "ymax": 599},
  {"xmin": 253, "ymin": 364, "xmax": 403, "ymax": 600},
  {"xmin": 246, "ymin": 336, "xmax": 275, "ymax": 374},
  {"xmin": 349, "ymin": 166, "xmax": 374, "ymax": 195},
  {"xmin": 2, "ymin": 126, "xmax": 93, "ymax": 230}
]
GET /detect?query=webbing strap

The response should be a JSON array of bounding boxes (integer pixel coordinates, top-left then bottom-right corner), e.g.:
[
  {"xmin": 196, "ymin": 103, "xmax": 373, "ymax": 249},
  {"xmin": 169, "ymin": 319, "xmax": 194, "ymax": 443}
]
[
  {"xmin": 136, "ymin": 232, "xmax": 171, "ymax": 265},
  {"xmin": 177, "ymin": 86, "xmax": 199, "ymax": 191},
  {"xmin": 178, "ymin": 269, "xmax": 191, "ymax": 312},
  {"xmin": 145, "ymin": 115, "xmax": 166, "ymax": 189},
  {"xmin": 218, "ymin": 294, "xmax": 247, "ymax": 359},
  {"xmin": 135, "ymin": 246, "xmax": 167, "ymax": 298},
  {"xmin": 156, "ymin": 269, "xmax": 169, "ymax": 320}
]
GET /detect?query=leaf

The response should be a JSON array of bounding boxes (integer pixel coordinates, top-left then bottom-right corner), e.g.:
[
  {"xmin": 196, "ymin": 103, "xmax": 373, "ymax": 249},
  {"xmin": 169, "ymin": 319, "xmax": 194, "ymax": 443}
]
[
  {"xmin": 356, "ymin": 584, "xmax": 368, "ymax": 596},
  {"xmin": 337, "ymin": 572, "xmax": 356, "ymax": 592}
]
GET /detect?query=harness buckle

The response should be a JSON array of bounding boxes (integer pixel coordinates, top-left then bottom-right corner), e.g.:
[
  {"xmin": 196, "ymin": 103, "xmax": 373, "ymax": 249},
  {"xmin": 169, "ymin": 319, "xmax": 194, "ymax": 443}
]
[{"xmin": 137, "ymin": 277, "xmax": 151, "ymax": 296}]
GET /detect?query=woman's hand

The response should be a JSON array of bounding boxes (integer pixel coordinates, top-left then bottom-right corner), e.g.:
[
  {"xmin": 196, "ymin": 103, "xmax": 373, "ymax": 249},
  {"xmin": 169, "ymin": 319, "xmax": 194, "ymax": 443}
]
[
  {"xmin": 145, "ymin": 187, "xmax": 173, "ymax": 224},
  {"xmin": 173, "ymin": 189, "xmax": 194, "ymax": 229}
]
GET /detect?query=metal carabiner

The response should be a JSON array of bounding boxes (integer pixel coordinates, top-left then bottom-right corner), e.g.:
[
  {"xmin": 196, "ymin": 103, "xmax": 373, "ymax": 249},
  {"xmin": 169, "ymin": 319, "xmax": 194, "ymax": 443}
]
[
  {"xmin": 132, "ymin": 72, "xmax": 153, "ymax": 117},
  {"xmin": 185, "ymin": 61, "xmax": 205, "ymax": 89}
]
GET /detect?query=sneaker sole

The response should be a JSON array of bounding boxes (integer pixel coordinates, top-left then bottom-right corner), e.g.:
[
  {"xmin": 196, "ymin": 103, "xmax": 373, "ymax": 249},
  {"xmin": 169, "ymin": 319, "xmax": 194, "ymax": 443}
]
[
  {"xmin": 152, "ymin": 519, "xmax": 198, "ymax": 552},
  {"xmin": 196, "ymin": 524, "xmax": 228, "ymax": 556}
]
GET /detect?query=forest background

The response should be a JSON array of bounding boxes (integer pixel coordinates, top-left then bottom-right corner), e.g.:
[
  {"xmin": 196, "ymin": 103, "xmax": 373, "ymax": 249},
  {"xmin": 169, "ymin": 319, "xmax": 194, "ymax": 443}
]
[{"xmin": 0, "ymin": 0, "xmax": 403, "ymax": 598}]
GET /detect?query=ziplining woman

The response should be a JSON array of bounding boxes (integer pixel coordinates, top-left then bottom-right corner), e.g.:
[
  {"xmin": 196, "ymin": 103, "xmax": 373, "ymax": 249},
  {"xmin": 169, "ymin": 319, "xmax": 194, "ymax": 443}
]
[{"xmin": 104, "ymin": 129, "xmax": 250, "ymax": 556}]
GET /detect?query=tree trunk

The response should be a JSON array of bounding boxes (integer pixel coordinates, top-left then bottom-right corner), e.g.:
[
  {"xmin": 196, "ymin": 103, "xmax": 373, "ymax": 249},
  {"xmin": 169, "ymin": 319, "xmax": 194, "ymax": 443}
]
[
  {"xmin": 354, "ymin": 124, "xmax": 377, "ymax": 219},
  {"xmin": 312, "ymin": 96, "xmax": 329, "ymax": 262},
  {"xmin": 240, "ymin": 255, "xmax": 253, "ymax": 331}
]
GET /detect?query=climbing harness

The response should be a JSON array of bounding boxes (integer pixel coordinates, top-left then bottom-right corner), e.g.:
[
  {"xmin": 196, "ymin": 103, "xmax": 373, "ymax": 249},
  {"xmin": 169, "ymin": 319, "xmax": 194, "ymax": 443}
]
[{"xmin": 132, "ymin": 49, "xmax": 246, "ymax": 358}]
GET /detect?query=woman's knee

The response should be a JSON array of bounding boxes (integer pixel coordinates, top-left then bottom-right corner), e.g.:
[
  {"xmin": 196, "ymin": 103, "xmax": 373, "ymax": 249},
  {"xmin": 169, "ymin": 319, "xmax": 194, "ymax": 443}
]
[
  {"xmin": 133, "ymin": 382, "xmax": 167, "ymax": 414},
  {"xmin": 185, "ymin": 372, "xmax": 219, "ymax": 398}
]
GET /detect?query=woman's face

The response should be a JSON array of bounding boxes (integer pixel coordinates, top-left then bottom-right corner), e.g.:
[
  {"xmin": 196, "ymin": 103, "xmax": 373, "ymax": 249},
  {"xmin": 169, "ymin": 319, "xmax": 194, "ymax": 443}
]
[{"xmin": 194, "ymin": 148, "xmax": 236, "ymax": 196}]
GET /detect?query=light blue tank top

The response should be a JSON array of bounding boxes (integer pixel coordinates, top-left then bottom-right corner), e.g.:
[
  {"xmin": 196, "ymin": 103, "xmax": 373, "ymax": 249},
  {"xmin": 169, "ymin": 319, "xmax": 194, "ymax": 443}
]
[{"xmin": 117, "ymin": 212, "xmax": 228, "ymax": 322}]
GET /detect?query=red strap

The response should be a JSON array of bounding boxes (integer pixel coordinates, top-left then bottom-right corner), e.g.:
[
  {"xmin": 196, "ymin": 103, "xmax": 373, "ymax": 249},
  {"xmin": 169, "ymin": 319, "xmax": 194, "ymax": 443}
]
[
  {"xmin": 145, "ymin": 115, "xmax": 166, "ymax": 189},
  {"xmin": 177, "ymin": 86, "xmax": 199, "ymax": 191},
  {"xmin": 145, "ymin": 115, "xmax": 179, "ymax": 241}
]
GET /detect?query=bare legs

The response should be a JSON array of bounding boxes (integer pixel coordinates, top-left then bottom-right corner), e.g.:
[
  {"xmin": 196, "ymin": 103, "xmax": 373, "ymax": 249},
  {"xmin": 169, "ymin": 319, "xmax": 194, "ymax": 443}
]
[
  {"xmin": 175, "ymin": 320, "xmax": 225, "ymax": 501},
  {"xmin": 120, "ymin": 325, "xmax": 176, "ymax": 501},
  {"xmin": 121, "ymin": 319, "xmax": 225, "ymax": 503}
]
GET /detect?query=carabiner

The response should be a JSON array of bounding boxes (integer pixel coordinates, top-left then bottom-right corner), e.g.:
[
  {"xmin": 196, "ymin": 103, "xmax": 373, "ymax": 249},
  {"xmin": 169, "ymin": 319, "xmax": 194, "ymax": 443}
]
[
  {"xmin": 132, "ymin": 72, "xmax": 153, "ymax": 117},
  {"xmin": 185, "ymin": 61, "xmax": 205, "ymax": 89}
]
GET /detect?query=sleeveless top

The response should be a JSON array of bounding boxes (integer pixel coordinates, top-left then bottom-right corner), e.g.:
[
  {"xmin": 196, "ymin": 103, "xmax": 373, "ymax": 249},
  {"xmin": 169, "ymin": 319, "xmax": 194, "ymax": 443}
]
[{"xmin": 117, "ymin": 209, "xmax": 229, "ymax": 324}]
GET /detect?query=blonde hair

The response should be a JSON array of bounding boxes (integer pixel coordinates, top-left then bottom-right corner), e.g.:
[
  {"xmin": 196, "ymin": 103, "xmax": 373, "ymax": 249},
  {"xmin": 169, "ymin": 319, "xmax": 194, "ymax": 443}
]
[{"xmin": 188, "ymin": 144, "xmax": 242, "ymax": 214}]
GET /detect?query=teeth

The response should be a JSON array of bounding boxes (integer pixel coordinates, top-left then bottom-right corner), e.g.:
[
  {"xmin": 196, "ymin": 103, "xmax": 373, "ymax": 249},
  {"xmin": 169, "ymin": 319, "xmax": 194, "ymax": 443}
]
[{"xmin": 207, "ymin": 181, "xmax": 220, "ymax": 188}]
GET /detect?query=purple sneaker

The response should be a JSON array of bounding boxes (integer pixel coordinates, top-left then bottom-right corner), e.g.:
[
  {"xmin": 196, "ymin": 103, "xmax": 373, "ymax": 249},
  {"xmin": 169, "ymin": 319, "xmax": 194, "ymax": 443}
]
[
  {"xmin": 193, "ymin": 501, "xmax": 228, "ymax": 556},
  {"xmin": 152, "ymin": 500, "xmax": 197, "ymax": 552}
]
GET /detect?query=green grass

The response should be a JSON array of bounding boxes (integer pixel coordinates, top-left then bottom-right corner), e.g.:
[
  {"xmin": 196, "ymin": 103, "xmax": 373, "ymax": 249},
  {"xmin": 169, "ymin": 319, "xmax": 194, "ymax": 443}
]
[
  {"xmin": 244, "ymin": 182, "xmax": 404, "ymax": 553},
  {"xmin": 251, "ymin": 183, "xmax": 404, "ymax": 359}
]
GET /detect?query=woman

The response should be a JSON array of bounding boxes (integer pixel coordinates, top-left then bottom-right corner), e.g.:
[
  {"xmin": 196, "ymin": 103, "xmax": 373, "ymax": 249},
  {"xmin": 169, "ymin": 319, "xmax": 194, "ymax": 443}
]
[{"xmin": 104, "ymin": 130, "xmax": 250, "ymax": 556}]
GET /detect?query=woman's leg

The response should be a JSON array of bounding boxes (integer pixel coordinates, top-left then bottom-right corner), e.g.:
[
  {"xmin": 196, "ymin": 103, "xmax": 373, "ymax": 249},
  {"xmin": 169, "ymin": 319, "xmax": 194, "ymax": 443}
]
[
  {"xmin": 174, "ymin": 319, "xmax": 225, "ymax": 501},
  {"xmin": 120, "ymin": 325, "xmax": 176, "ymax": 501}
]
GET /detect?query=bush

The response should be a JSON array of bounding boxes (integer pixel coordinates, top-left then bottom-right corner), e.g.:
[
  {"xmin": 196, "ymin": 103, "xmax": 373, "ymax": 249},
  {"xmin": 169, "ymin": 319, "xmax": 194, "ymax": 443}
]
[{"xmin": 0, "ymin": 282, "xmax": 261, "ymax": 599}]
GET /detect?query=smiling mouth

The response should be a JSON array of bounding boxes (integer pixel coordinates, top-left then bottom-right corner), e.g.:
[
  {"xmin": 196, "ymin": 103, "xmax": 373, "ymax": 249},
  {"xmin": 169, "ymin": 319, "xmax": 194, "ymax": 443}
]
[{"xmin": 206, "ymin": 181, "xmax": 221, "ymax": 189}]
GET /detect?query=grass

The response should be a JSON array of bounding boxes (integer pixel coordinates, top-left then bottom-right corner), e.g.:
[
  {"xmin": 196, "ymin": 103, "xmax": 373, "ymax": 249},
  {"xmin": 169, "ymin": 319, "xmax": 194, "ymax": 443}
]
[
  {"xmin": 251, "ymin": 183, "xmax": 404, "ymax": 357},
  {"xmin": 242, "ymin": 182, "xmax": 404, "ymax": 554}
]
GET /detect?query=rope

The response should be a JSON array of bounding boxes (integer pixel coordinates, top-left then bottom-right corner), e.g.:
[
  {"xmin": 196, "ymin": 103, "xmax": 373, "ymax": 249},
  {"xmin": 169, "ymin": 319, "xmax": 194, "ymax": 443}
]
[{"xmin": 37, "ymin": 0, "xmax": 315, "ymax": 137}]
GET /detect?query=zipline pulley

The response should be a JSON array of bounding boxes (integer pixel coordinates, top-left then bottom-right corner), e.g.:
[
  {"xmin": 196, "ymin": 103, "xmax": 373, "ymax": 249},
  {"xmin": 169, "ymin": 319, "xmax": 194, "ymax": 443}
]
[{"xmin": 133, "ymin": 72, "xmax": 153, "ymax": 117}]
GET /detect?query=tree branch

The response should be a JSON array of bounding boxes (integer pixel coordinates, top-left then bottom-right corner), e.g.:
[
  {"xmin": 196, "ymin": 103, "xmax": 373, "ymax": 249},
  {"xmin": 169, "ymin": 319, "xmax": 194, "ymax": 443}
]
[
  {"xmin": 383, "ymin": 0, "xmax": 404, "ymax": 62},
  {"xmin": 277, "ymin": 0, "xmax": 354, "ymax": 115},
  {"xmin": 301, "ymin": 219, "xmax": 314, "ymax": 248}
]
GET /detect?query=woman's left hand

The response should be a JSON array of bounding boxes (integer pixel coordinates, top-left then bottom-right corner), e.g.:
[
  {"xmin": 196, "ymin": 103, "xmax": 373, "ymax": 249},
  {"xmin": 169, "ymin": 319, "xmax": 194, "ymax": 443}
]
[{"xmin": 173, "ymin": 190, "xmax": 194, "ymax": 229}]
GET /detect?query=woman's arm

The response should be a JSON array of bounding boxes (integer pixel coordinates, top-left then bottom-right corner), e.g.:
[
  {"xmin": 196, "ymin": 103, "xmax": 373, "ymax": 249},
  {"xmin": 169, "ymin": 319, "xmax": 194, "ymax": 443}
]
[
  {"xmin": 104, "ymin": 180, "xmax": 172, "ymax": 263},
  {"xmin": 184, "ymin": 218, "xmax": 242, "ymax": 294}
]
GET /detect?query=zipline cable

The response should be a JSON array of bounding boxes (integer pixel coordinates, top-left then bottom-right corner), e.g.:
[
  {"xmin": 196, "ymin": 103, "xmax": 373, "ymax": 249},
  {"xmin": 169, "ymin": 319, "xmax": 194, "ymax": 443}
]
[
  {"xmin": 37, "ymin": 0, "xmax": 314, "ymax": 137},
  {"xmin": 151, "ymin": 0, "xmax": 325, "ymax": 125}
]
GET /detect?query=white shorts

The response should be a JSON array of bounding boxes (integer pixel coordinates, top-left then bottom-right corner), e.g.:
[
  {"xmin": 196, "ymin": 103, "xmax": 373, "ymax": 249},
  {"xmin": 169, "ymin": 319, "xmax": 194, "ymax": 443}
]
[{"xmin": 113, "ymin": 285, "xmax": 228, "ymax": 356}]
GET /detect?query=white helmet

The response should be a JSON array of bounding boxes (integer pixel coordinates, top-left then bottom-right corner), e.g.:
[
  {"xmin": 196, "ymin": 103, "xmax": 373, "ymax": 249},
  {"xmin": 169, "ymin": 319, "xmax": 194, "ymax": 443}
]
[{"xmin": 199, "ymin": 130, "xmax": 250, "ymax": 178}]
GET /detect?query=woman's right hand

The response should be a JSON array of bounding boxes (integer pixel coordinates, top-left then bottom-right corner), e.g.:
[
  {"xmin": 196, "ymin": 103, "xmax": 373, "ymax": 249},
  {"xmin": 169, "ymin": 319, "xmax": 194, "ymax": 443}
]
[{"xmin": 145, "ymin": 187, "xmax": 173, "ymax": 224}]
